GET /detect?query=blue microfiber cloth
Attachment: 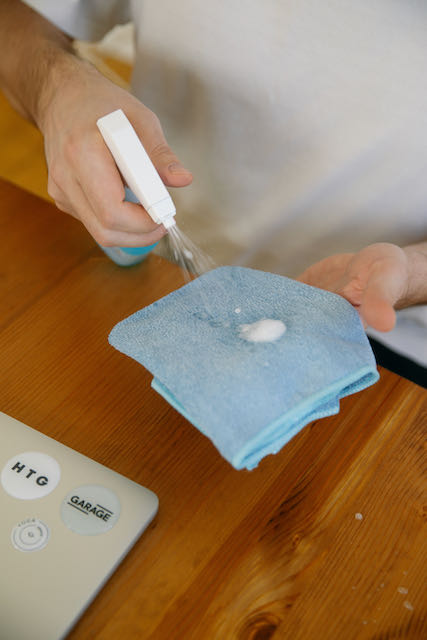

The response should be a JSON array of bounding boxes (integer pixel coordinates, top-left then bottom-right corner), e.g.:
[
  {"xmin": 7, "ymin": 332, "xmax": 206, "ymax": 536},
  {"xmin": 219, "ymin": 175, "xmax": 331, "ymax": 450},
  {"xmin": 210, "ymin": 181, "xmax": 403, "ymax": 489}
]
[{"xmin": 109, "ymin": 266, "xmax": 379, "ymax": 470}]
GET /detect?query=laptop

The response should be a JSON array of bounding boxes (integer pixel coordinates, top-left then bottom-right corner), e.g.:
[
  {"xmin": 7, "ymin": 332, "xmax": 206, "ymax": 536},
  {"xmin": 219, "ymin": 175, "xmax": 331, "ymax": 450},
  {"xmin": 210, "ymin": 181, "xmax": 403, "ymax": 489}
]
[{"xmin": 0, "ymin": 411, "xmax": 158, "ymax": 640}]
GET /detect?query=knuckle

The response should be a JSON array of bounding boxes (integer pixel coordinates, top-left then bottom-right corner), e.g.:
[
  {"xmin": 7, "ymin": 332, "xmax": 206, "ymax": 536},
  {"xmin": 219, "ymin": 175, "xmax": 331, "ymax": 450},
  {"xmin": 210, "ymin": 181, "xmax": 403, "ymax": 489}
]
[
  {"xmin": 54, "ymin": 201, "xmax": 67, "ymax": 213},
  {"xmin": 63, "ymin": 130, "xmax": 82, "ymax": 162},
  {"xmin": 48, "ymin": 162, "xmax": 63, "ymax": 188},
  {"xmin": 151, "ymin": 115, "xmax": 162, "ymax": 133},
  {"xmin": 47, "ymin": 175, "xmax": 62, "ymax": 201},
  {"xmin": 144, "ymin": 107, "xmax": 160, "ymax": 128},
  {"xmin": 150, "ymin": 141, "xmax": 171, "ymax": 159},
  {"xmin": 96, "ymin": 205, "xmax": 118, "ymax": 231},
  {"xmin": 92, "ymin": 227, "xmax": 114, "ymax": 247}
]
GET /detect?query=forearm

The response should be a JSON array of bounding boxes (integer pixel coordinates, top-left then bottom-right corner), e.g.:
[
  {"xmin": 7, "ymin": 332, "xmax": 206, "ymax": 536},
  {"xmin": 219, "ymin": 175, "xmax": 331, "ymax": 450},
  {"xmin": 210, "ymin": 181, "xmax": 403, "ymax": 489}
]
[
  {"xmin": 400, "ymin": 241, "xmax": 427, "ymax": 308},
  {"xmin": 0, "ymin": 0, "xmax": 74, "ymax": 126}
]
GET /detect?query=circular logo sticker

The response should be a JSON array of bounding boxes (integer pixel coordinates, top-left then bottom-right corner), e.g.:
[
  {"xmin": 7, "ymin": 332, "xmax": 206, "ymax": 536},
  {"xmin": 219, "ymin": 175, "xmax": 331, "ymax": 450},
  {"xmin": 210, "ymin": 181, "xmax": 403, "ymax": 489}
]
[
  {"xmin": 61, "ymin": 485, "xmax": 121, "ymax": 535},
  {"xmin": 1, "ymin": 452, "xmax": 61, "ymax": 500},
  {"xmin": 11, "ymin": 518, "xmax": 50, "ymax": 552}
]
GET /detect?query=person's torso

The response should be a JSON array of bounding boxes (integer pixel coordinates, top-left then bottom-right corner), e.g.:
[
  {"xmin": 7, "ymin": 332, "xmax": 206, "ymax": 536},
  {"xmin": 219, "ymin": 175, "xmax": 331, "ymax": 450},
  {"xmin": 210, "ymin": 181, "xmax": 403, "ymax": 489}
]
[{"xmin": 130, "ymin": 0, "xmax": 427, "ymax": 274}]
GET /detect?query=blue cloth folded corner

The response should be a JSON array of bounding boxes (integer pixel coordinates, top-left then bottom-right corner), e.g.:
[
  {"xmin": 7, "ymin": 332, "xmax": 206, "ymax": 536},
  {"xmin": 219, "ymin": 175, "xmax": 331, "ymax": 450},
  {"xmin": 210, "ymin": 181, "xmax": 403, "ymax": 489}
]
[{"xmin": 109, "ymin": 266, "xmax": 379, "ymax": 470}]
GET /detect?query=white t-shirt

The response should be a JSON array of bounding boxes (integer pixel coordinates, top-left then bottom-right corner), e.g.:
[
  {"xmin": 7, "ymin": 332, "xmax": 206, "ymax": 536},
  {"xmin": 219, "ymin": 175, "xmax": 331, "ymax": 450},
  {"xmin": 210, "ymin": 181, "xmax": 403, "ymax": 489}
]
[{"xmin": 24, "ymin": 0, "xmax": 427, "ymax": 366}]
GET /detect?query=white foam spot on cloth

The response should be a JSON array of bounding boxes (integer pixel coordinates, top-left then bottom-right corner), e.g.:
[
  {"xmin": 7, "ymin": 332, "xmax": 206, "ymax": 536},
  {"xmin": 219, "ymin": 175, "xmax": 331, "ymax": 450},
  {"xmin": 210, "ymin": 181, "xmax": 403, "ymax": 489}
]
[
  {"xmin": 355, "ymin": 512, "xmax": 363, "ymax": 521},
  {"xmin": 239, "ymin": 319, "xmax": 286, "ymax": 343}
]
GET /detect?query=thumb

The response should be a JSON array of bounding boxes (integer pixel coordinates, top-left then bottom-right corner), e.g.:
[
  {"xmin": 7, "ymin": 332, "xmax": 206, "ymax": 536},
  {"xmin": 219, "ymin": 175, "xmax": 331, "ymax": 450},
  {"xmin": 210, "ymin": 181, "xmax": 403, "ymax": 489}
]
[
  {"xmin": 151, "ymin": 144, "xmax": 193, "ymax": 187},
  {"xmin": 360, "ymin": 283, "xmax": 397, "ymax": 332},
  {"xmin": 133, "ymin": 116, "xmax": 193, "ymax": 188}
]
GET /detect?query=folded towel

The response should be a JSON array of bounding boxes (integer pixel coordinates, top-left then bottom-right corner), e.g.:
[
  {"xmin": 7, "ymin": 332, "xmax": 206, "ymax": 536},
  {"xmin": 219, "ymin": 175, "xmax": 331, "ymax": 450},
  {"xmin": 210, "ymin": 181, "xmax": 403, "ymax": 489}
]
[{"xmin": 109, "ymin": 266, "xmax": 379, "ymax": 470}]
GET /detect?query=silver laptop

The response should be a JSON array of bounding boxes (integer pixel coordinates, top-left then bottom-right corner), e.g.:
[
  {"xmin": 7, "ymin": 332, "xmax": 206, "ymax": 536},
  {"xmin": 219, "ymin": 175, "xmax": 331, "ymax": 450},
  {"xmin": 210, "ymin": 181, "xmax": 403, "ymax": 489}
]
[{"xmin": 0, "ymin": 411, "xmax": 158, "ymax": 640}]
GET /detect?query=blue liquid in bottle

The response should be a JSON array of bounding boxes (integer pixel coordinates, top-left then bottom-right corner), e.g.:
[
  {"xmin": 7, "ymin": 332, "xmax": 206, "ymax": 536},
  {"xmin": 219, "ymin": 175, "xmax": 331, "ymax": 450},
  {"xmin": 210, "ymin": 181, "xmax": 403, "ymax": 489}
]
[{"xmin": 99, "ymin": 187, "xmax": 158, "ymax": 266}]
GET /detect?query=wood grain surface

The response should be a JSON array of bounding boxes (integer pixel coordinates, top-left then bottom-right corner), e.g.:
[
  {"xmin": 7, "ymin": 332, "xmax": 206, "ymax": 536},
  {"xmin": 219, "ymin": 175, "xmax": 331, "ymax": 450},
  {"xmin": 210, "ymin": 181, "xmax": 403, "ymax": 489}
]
[{"xmin": 0, "ymin": 178, "xmax": 426, "ymax": 640}]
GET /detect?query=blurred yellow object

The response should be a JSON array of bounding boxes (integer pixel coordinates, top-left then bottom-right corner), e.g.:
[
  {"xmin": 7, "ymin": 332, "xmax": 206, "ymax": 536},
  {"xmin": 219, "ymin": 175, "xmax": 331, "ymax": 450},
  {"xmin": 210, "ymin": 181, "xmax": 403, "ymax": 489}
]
[{"xmin": 0, "ymin": 89, "xmax": 49, "ymax": 200}]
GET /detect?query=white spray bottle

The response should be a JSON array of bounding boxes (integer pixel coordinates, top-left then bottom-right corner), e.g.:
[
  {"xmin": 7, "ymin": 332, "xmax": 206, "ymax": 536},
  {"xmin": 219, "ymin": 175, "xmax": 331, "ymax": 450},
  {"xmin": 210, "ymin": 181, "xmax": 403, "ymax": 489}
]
[{"xmin": 96, "ymin": 109, "xmax": 176, "ymax": 266}]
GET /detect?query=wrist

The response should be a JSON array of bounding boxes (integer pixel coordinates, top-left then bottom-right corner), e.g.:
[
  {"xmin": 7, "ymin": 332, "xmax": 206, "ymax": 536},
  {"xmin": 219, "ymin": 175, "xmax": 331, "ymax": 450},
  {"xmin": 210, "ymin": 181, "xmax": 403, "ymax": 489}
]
[
  {"xmin": 0, "ymin": 0, "xmax": 74, "ymax": 125},
  {"xmin": 398, "ymin": 242, "xmax": 427, "ymax": 308},
  {"xmin": 35, "ymin": 49, "xmax": 93, "ymax": 132}
]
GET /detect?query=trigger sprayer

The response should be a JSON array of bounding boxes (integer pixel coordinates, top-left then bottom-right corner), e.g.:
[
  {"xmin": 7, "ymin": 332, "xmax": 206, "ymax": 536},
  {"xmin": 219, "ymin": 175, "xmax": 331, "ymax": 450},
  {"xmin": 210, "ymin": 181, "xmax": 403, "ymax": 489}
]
[{"xmin": 96, "ymin": 109, "xmax": 176, "ymax": 266}]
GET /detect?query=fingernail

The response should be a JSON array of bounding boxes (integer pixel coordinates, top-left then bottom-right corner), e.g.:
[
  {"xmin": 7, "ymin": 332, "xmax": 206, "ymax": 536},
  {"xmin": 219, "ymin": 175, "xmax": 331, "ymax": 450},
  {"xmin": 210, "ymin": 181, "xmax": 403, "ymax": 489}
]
[{"xmin": 168, "ymin": 161, "xmax": 191, "ymax": 175}]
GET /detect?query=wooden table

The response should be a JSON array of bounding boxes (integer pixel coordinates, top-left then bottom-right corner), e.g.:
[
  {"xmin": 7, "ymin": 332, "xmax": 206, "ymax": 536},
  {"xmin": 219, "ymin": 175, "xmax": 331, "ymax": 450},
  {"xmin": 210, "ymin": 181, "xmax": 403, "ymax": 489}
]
[{"xmin": 0, "ymin": 178, "xmax": 426, "ymax": 640}]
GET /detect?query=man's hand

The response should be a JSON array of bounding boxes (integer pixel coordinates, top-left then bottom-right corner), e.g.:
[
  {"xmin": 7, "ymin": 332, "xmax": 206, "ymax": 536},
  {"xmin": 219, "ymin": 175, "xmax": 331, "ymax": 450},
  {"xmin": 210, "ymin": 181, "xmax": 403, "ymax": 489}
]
[
  {"xmin": 40, "ymin": 57, "xmax": 192, "ymax": 248},
  {"xmin": 0, "ymin": 1, "xmax": 192, "ymax": 249},
  {"xmin": 298, "ymin": 242, "xmax": 427, "ymax": 332}
]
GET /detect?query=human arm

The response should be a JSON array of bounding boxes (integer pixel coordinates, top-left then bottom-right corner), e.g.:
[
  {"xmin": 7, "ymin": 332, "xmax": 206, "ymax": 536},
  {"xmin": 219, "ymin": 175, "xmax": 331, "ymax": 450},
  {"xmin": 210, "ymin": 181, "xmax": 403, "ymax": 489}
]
[
  {"xmin": 297, "ymin": 242, "xmax": 427, "ymax": 332},
  {"xmin": 0, "ymin": 0, "xmax": 192, "ymax": 247}
]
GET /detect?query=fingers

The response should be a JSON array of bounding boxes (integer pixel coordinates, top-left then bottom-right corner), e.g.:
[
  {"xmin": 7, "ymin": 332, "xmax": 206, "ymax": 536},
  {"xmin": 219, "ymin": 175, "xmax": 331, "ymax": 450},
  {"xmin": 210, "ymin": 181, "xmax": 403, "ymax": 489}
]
[
  {"xmin": 131, "ymin": 113, "xmax": 193, "ymax": 188},
  {"xmin": 78, "ymin": 115, "xmax": 192, "ymax": 239},
  {"xmin": 70, "ymin": 182, "xmax": 167, "ymax": 247},
  {"xmin": 78, "ymin": 136, "xmax": 163, "ymax": 235},
  {"xmin": 49, "ymin": 131, "xmax": 171, "ymax": 246},
  {"xmin": 359, "ymin": 266, "xmax": 401, "ymax": 331},
  {"xmin": 48, "ymin": 153, "xmax": 167, "ymax": 247},
  {"xmin": 360, "ymin": 287, "xmax": 397, "ymax": 332},
  {"xmin": 41, "ymin": 63, "xmax": 193, "ymax": 247},
  {"xmin": 358, "ymin": 248, "xmax": 409, "ymax": 332},
  {"xmin": 151, "ymin": 146, "xmax": 194, "ymax": 188},
  {"xmin": 297, "ymin": 253, "xmax": 354, "ymax": 291}
]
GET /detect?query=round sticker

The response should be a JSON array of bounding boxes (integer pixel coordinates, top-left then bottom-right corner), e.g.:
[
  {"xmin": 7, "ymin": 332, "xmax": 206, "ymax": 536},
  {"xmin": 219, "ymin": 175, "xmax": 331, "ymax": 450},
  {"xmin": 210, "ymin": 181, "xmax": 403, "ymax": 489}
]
[
  {"xmin": 11, "ymin": 518, "xmax": 50, "ymax": 552},
  {"xmin": 1, "ymin": 452, "xmax": 61, "ymax": 500},
  {"xmin": 61, "ymin": 485, "xmax": 121, "ymax": 535}
]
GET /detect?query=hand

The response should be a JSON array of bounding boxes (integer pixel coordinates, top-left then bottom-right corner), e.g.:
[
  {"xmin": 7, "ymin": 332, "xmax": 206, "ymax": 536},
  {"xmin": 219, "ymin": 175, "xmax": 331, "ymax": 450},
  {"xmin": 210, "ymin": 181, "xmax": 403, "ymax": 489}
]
[
  {"xmin": 39, "ymin": 56, "xmax": 192, "ymax": 248},
  {"xmin": 297, "ymin": 243, "xmax": 411, "ymax": 331}
]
